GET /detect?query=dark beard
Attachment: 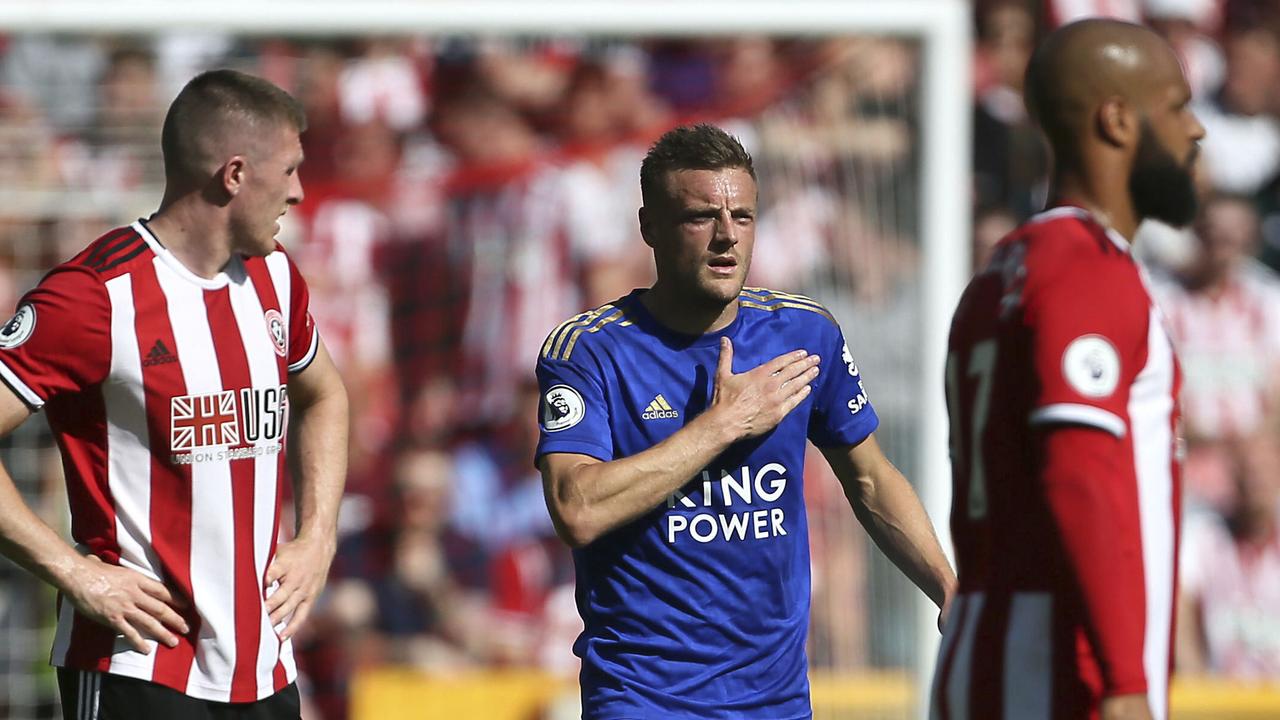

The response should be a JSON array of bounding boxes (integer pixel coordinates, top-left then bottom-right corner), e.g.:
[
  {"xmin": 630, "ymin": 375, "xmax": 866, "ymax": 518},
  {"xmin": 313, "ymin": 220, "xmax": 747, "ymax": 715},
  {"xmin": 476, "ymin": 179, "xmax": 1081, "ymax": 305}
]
[{"xmin": 1129, "ymin": 122, "xmax": 1198, "ymax": 227}]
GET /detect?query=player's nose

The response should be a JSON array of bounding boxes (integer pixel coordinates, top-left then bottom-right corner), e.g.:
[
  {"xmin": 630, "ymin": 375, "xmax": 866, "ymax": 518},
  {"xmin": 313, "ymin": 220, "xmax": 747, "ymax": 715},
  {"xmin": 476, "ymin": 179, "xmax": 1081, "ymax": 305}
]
[
  {"xmin": 288, "ymin": 172, "xmax": 304, "ymax": 205},
  {"xmin": 713, "ymin": 210, "xmax": 738, "ymax": 245}
]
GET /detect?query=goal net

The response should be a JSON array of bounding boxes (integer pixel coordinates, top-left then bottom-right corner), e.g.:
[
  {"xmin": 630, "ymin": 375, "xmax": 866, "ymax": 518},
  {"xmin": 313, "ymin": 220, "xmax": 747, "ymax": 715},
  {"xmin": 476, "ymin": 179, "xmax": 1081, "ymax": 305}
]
[{"xmin": 0, "ymin": 3, "xmax": 970, "ymax": 718}]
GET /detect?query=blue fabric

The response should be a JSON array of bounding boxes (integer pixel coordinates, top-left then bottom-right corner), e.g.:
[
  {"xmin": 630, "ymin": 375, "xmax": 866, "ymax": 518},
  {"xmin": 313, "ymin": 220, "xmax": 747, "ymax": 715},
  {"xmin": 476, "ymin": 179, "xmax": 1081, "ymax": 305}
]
[{"xmin": 535, "ymin": 288, "xmax": 878, "ymax": 719}]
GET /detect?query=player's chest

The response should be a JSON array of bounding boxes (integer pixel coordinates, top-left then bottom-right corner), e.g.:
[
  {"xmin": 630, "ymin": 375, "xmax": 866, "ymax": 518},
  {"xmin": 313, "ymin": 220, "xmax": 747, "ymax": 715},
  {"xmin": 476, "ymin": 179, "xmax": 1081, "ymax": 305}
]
[
  {"xmin": 606, "ymin": 341, "xmax": 812, "ymax": 451},
  {"xmin": 105, "ymin": 283, "xmax": 292, "ymax": 443}
]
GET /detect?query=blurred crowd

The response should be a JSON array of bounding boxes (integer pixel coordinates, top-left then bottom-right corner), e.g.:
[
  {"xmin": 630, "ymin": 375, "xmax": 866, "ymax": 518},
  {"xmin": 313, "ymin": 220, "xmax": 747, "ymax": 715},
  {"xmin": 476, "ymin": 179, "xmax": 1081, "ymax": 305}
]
[{"xmin": 0, "ymin": 1, "xmax": 1276, "ymax": 717}]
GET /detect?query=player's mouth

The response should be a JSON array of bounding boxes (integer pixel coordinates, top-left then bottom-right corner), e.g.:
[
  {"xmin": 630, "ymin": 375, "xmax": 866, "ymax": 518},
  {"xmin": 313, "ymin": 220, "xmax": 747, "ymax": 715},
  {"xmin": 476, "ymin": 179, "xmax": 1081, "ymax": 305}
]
[{"xmin": 707, "ymin": 256, "xmax": 738, "ymax": 276}]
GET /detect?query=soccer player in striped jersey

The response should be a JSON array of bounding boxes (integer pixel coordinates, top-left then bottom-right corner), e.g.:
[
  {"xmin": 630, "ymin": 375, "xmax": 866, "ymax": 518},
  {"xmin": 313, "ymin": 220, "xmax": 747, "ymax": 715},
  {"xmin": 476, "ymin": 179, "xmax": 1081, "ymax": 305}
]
[
  {"xmin": 534, "ymin": 124, "xmax": 955, "ymax": 719},
  {"xmin": 0, "ymin": 70, "xmax": 348, "ymax": 719},
  {"xmin": 931, "ymin": 20, "xmax": 1204, "ymax": 720}
]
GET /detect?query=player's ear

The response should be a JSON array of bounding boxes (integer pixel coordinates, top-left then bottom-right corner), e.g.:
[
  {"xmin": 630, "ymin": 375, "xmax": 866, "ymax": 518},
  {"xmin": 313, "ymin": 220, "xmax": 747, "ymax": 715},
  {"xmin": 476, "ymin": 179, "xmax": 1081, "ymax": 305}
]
[
  {"xmin": 218, "ymin": 155, "xmax": 248, "ymax": 199},
  {"xmin": 638, "ymin": 206, "xmax": 656, "ymax": 248},
  {"xmin": 1096, "ymin": 97, "xmax": 1136, "ymax": 149}
]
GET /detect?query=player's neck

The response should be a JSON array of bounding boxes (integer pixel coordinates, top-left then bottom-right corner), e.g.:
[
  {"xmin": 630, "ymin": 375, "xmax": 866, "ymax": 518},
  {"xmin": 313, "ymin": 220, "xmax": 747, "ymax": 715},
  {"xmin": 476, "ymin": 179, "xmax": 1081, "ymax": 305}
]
[
  {"xmin": 1052, "ymin": 170, "xmax": 1139, "ymax": 241},
  {"xmin": 146, "ymin": 202, "xmax": 235, "ymax": 280},
  {"xmin": 640, "ymin": 284, "xmax": 739, "ymax": 336}
]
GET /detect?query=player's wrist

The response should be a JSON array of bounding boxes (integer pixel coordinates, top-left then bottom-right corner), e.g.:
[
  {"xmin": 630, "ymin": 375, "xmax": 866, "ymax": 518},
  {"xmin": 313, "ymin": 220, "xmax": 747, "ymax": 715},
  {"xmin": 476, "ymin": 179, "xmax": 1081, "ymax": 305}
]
[
  {"xmin": 291, "ymin": 524, "xmax": 337, "ymax": 553},
  {"xmin": 693, "ymin": 404, "xmax": 740, "ymax": 448},
  {"xmin": 43, "ymin": 550, "xmax": 96, "ymax": 597}
]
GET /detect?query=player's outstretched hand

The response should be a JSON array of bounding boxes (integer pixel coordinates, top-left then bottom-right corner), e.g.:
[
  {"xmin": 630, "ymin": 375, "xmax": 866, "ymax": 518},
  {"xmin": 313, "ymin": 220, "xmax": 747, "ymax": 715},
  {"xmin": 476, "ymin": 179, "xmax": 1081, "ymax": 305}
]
[
  {"xmin": 64, "ymin": 554, "xmax": 189, "ymax": 654},
  {"xmin": 710, "ymin": 337, "xmax": 820, "ymax": 441},
  {"xmin": 264, "ymin": 531, "xmax": 336, "ymax": 641},
  {"xmin": 1100, "ymin": 695, "xmax": 1154, "ymax": 720}
]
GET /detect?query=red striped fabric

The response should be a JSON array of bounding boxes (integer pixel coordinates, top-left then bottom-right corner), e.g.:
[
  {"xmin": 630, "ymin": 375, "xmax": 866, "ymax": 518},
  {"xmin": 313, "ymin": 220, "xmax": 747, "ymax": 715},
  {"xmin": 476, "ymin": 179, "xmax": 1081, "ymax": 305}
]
[
  {"xmin": 132, "ymin": 259, "xmax": 199, "ymax": 690},
  {"xmin": 203, "ymin": 287, "xmax": 262, "ymax": 702}
]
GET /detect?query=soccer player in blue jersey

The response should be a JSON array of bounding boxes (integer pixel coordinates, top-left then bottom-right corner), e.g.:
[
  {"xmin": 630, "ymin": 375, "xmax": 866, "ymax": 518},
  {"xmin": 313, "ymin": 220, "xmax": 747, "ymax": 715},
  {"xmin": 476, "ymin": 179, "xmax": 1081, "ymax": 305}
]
[{"xmin": 535, "ymin": 124, "xmax": 955, "ymax": 719}]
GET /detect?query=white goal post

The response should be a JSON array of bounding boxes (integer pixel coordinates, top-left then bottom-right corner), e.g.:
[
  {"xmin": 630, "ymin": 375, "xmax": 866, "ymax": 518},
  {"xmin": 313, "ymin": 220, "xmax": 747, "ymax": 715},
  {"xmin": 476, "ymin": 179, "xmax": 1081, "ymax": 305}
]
[{"xmin": 0, "ymin": 1, "xmax": 971, "ymax": 716}]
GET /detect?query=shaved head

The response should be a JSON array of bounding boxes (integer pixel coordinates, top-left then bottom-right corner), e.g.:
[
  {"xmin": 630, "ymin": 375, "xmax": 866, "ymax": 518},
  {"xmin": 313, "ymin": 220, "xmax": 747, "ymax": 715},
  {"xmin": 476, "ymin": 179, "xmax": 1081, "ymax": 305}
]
[
  {"xmin": 1025, "ymin": 19, "xmax": 1203, "ymax": 228},
  {"xmin": 1025, "ymin": 19, "xmax": 1182, "ymax": 154},
  {"xmin": 161, "ymin": 69, "xmax": 306, "ymax": 187}
]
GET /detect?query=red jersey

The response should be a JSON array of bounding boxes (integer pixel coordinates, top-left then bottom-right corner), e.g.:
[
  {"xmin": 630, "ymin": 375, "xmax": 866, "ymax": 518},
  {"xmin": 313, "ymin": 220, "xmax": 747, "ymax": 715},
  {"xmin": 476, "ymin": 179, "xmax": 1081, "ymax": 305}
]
[
  {"xmin": 930, "ymin": 207, "xmax": 1182, "ymax": 720},
  {"xmin": 0, "ymin": 222, "xmax": 318, "ymax": 702}
]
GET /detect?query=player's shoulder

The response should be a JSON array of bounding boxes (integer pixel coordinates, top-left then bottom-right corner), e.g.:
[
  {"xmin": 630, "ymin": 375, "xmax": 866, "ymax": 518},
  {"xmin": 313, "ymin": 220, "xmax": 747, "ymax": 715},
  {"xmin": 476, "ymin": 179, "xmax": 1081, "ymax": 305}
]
[
  {"xmin": 738, "ymin": 287, "xmax": 838, "ymax": 327},
  {"xmin": 540, "ymin": 293, "xmax": 643, "ymax": 363},
  {"xmin": 66, "ymin": 223, "xmax": 155, "ymax": 281},
  {"xmin": 242, "ymin": 242, "xmax": 298, "ymax": 278},
  {"xmin": 1015, "ymin": 207, "xmax": 1132, "ymax": 268}
]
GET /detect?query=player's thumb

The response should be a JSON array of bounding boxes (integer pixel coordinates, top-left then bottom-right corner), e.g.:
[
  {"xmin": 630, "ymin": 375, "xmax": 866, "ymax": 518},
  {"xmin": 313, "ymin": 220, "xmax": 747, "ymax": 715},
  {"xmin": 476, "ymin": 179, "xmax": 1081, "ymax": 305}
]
[{"xmin": 716, "ymin": 337, "xmax": 734, "ymax": 380}]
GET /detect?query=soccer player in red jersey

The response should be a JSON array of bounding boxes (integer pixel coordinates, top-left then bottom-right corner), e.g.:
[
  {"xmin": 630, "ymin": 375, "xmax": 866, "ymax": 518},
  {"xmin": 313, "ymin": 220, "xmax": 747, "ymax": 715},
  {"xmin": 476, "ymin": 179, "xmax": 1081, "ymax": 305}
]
[
  {"xmin": 930, "ymin": 20, "xmax": 1204, "ymax": 720},
  {"xmin": 0, "ymin": 70, "xmax": 348, "ymax": 718}
]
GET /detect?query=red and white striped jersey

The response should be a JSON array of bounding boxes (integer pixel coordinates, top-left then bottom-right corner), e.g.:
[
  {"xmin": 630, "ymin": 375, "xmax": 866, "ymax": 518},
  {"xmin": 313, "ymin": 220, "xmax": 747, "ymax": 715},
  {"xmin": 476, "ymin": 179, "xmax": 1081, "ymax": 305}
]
[
  {"xmin": 0, "ymin": 221, "xmax": 319, "ymax": 702},
  {"xmin": 932, "ymin": 207, "xmax": 1182, "ymax": 720},
  {"xmin": 1151, "ymin": 262, "xmax": 1280, "ymax": 441}
]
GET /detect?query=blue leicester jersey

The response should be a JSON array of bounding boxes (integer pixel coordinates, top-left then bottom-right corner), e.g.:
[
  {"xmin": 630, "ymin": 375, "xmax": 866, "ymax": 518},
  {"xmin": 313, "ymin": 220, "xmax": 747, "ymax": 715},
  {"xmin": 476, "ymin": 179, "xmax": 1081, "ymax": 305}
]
[{"xmin": 535, "ymin": 287, "xmax": 879, "ymax": 720}]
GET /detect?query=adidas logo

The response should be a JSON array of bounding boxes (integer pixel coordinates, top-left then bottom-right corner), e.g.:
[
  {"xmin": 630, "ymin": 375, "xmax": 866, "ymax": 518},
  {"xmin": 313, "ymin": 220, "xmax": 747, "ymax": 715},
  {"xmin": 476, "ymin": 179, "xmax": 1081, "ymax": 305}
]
[
  {"xmin": 642, "ymin": 394, "xmax": 679, "ymax": 420},
  {"xmin": 142, "ymin": 339, "xmax": 178, "ymax": 367}
]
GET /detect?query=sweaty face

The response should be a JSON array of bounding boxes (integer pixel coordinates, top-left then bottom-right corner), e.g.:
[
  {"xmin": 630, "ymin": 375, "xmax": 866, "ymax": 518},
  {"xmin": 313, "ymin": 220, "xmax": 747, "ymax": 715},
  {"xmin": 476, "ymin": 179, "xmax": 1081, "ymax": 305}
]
[
  {"xmin": 643, "ymin": 167, "xmax": 756, "ymax": 308},
  {"xmin": 230, "ymin": 124, "xmax": 305, "ymax": 257},
  {"xmin": 1129, "ymin": 119, "xmax": 1198, "ymax": 227}
]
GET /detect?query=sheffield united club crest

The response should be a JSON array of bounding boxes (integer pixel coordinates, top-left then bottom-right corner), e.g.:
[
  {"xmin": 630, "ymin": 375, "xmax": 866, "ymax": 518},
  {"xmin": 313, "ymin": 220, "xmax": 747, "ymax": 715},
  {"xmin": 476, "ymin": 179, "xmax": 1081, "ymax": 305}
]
[{"xmin": 264, "ymin": 309, "xmax": 287, "ymax": 357}]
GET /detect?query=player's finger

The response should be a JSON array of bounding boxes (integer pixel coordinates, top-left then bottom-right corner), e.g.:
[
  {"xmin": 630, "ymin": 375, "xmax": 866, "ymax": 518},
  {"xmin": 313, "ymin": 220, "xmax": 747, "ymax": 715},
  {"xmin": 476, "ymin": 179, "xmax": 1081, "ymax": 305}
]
[
  {"xmin": 265, "ymin": 551, "xmax": 292, "ymax": 585},
  {"xmin": 265, "ymin": 583, "xmax": 291, "ymax": 615},
  {"xmin": 116, "ymin": 620, "xmax": 152, "ymax": 654},
  {"xmin": 760, "ymin": 349, "xmax": 809, "ymax": 376},
  {"xmin": 138, "ymin": 577, "xmax": 187, "ymax": 609},
  {"xmin": 268, "ymin": 586, "xmax": 299, "ymax": 623},
  {"xmin": 776, "ymin": 384, "xmax": 813, "ymax": 417},
  {"xmin": 122, "ymin": 609, "xmax": 173, "ymax": 651},
  {"xmin": 135, "ymin": 594, "xmax": 190, "ymax": 636},
  {"xmin": 278, "ymin": 600, "xmax": 312, "ymax": 641},
  {"xmin": 715, "ymin": 337, "xmax": 734, "ymax": 382},
  {"xmin": 774, "ymin": 356, "xmax": 820, "ymax": 387}
]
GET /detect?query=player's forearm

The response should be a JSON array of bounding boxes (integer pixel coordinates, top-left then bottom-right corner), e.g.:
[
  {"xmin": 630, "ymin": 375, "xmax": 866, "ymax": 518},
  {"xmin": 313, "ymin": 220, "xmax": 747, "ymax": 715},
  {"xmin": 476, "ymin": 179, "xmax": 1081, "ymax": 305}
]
[
  {"xmin": 843, "ymin": 463, "xmax": 954, "ymax": 608},
  {"xmin": 545, "ymin": 409, "xmax": 737, "ymax": 547},
  {"xmin": 1040, "ymin": 426, "xmax": 1148, "ymax": 695},
  {"xmin": 0, "ymin": 464, "xmax": 89, "ymax": 593},
  {"xmin": 287, "ymin": 378, "xmax": 348, "ymax": 543}
]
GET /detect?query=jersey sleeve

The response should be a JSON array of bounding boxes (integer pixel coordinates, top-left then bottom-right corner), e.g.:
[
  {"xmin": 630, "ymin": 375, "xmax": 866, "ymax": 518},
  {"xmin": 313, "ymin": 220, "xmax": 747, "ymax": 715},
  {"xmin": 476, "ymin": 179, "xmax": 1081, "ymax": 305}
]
[
  {"xmin": 0, "ymin": 266, "xmax": 110, "ymax": 409},
  {"xmin": 1039, "ymin": 425, "xmax": 1148, "ymax": 696},
  {"xmin": 535, "ymin": 344, "xmax": 613, "ymax": 463},
  {"xmin": 1023, "ymin": 255, "xmax": 1147, "ymax": 437},
  {"xmin": 1027, "ymin": 253, "xmax": 1153, "ymax": 696},
  {"xmin": 284, "ymin": 252, "xmax": 320, "ymax": 374},
  {"xmin": 807, "ymin": 321, "xmax": 879, "ymax": 448}
]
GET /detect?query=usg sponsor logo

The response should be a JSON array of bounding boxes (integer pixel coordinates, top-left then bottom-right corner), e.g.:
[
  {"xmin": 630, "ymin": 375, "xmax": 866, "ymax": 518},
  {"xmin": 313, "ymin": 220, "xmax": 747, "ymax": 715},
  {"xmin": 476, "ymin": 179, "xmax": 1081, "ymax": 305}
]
[{"xmin": 169, "ymin": 385, "xmax": 288, "ymax": 463}]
